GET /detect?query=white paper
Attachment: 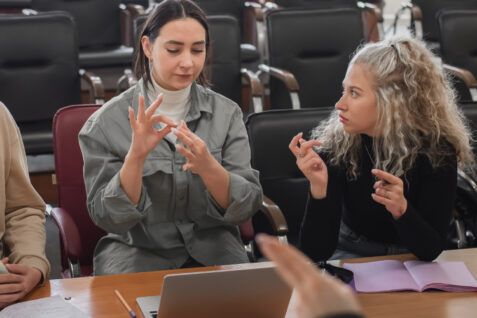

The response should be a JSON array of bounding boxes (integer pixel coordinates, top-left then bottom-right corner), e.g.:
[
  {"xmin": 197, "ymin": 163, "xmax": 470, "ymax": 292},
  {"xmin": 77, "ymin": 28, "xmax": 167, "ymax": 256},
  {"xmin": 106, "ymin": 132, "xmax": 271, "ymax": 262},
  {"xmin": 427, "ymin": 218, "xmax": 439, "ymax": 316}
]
[{"xmin": 0, "ymin": 295, "xmax": 90, "ymax": 318}]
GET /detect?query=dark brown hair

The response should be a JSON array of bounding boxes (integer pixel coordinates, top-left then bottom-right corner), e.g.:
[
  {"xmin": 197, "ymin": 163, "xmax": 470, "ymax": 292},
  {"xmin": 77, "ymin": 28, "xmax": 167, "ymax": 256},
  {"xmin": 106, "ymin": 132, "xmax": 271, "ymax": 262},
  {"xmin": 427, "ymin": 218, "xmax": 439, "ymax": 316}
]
[{"xmin": 134, "ymin": 0, "xmax": 211, "ymax": 89}]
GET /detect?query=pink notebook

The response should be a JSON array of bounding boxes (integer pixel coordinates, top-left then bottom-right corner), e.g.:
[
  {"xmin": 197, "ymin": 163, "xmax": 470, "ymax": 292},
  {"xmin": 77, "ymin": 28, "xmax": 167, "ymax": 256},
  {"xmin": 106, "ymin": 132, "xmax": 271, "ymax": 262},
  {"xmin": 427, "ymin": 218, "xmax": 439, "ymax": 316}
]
[{"xmin": 343, "ymin": 260, "xmax": 477, "ymax": 293}]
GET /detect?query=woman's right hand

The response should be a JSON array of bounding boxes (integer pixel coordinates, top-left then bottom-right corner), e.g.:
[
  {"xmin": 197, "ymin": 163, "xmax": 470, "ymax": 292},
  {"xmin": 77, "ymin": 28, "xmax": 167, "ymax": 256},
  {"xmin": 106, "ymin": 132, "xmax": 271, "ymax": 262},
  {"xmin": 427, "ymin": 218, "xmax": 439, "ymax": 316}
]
[
  {"xmin": 127, "ymin": 94, "xmax": 177, "ymax": 162},
  {"xmin": 289, "ymin": 132, "xmax": 328, "ymax": 199}
]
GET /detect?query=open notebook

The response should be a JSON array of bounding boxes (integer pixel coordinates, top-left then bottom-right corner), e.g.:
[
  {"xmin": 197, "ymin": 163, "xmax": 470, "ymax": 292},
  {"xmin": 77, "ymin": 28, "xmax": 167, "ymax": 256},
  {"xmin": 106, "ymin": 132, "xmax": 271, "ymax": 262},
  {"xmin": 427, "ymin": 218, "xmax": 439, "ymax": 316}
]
[{"xmin": 343, "ymin": 260, "xmax": 477, "ymax": 293}]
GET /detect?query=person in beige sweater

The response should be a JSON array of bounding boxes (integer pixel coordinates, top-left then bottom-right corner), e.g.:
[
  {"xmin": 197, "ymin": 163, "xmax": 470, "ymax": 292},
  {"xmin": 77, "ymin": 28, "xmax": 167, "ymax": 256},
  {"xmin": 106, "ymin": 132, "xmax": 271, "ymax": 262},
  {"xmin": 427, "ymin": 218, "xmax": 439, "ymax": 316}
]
[{"xmin": 0, "ymin": 101, "xmax": 50, "ymax": 308}]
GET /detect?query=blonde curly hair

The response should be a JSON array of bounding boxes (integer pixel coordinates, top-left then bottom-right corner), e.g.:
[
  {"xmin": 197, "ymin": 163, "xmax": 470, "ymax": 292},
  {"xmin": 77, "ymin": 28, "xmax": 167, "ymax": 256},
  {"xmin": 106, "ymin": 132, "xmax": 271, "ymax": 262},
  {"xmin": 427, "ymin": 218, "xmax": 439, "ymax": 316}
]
[{"xmin": 312, "ymin": 36, "xmax": 474, "ymax": 179}]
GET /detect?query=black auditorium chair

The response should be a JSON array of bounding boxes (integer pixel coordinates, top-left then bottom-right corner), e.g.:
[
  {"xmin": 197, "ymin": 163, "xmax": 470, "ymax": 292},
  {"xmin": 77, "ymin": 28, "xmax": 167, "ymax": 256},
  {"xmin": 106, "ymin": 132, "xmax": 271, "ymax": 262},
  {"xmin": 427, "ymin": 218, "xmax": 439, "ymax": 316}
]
[
  {"xmin": 398, "ymin": 0, "xmax": 477, "ymax": 55},
  {"xmin": 207, "ymin": 15, "xmax": 263, "ymax": 113},
  {"xmin": 246, "ymin": 107, "xmax": 333, "ymax": 246},
  {"xmin": 438, "ymin": 10, "xmax": 477, "ymax": 103},
  {"xmin": 120, "ymin": 14, "xmax": 263, "ymax": 114},
  {"xmin": 266, "ymin": 0, "xmax": 383, "ymax": 43},
  {"xmin": 30, "ymin": 0, "xmax": 143, "ymax": 90},
  {"xmin": 260, "ymin": 8, "xmax": 363, "ymax": 110},
  {"xmin": 0, "ymin": 11, "xmax": 103, "ymax": 155}
]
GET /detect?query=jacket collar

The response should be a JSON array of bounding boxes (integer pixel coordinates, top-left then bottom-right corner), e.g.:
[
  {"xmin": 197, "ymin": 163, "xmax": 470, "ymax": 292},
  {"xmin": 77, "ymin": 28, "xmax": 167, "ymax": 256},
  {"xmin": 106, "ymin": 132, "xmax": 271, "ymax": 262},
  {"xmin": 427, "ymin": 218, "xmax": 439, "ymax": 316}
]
[{"xmin": 132, "ymin": 79, "xmax": 213, "ymax": 123}]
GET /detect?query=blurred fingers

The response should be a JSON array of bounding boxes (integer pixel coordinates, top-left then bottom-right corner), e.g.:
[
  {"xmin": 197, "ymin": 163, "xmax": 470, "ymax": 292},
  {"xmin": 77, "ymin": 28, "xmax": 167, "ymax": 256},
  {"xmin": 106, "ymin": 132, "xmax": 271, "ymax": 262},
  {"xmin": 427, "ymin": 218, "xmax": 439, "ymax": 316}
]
[
  {"xmin": 256, "ymin": 234, "xmax": 320, "ymax": 287},
  {"xmin": 289, "ymin": 133, "xmax": 303, "ymax": 158},
  {"xmin": 145, "ymin": 93, "xmax": 163, "ymax": 117},
  {"xmin": 137, "ymin": 95, "xmax": 146, "ymax": 123}
]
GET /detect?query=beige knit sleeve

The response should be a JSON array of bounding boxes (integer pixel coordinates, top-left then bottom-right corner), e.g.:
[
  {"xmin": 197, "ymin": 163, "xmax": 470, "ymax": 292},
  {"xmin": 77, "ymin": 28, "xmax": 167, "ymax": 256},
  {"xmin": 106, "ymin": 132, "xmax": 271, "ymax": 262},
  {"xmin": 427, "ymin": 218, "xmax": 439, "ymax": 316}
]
[{"xmin": 2, "ymin": 105, "xmax": 50, "ymax": 281}]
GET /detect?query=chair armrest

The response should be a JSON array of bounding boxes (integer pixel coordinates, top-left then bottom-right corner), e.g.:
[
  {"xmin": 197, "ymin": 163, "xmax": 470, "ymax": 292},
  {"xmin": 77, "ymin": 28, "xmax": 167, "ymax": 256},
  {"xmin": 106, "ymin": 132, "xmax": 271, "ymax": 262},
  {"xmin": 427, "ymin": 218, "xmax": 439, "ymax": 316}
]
[
  {"xmin": 259, "ymin": 64, "xmax": 299, "ymax": 91},
  {"xmin": 444, "ymin": 64, "xmax": 477, "ymax": 101},
  {"xmin": 244, "ymin": 1, "xmax": 265, "ymax": 21},
  {"xmin": 241, "ymin": 67, "xmax": 264, "ymax": 113},
  {"xmin": 50, "ymin": 207, "xmax": 82, "ymax": 265},
  {"xmin": 357, "ymin": 1, "xmax": 383, "ymax": 42},
  {"xmin": 79, "ymin": 69, "xmax": 105, "ymax": 104},
  {"xmin": 259, "ymin": 64, "xmax": 301, "ymax": 109},
  {"xmin": 409, "ymin": 3, "xmax": 423, "ymax": 21},
  {"xmin": 399, "ymin": 2, "xmax": 422, "ymax": 38},
  {"xmin": 357, "ymin": 2, "xmax": 383, "ymax": 22},
  {"xmin": 241, "ymin": 68, "xmax": 263, "ymax": 98},
  {"xmin": 259, "ymin": 196, "xmax": 288, "ymax": 236},
  {"xmin": 443, "ymin": 64, "xmax": 477, "ymax": 89},
  {"xmin": 116, "ymin": 68, "xmax": 138, "ymax": 93},
  {"xmin": 120, "ymin": 3, "xmax": 146, "ymax": 47}
]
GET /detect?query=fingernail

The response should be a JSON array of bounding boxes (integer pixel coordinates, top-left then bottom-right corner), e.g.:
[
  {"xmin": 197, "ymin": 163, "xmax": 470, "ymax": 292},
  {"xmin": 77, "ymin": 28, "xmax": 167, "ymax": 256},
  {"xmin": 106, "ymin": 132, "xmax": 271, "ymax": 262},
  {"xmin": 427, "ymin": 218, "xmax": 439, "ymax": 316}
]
[{"xmin": 171, "ymin": 128, "xmax": 178, "ymax": 135}]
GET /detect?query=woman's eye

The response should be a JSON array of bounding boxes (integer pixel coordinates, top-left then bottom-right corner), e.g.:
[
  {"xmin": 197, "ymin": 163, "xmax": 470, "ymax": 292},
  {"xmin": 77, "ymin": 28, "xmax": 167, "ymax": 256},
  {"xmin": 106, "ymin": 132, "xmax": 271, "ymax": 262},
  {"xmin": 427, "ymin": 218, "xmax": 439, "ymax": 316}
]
[
  {"xmin": 167, "ymin": 49, "xmax": 179, "ymax": 54},
  {"xmin": 192, "ymin": 49, "xmax": 204, "ymax": 54}
]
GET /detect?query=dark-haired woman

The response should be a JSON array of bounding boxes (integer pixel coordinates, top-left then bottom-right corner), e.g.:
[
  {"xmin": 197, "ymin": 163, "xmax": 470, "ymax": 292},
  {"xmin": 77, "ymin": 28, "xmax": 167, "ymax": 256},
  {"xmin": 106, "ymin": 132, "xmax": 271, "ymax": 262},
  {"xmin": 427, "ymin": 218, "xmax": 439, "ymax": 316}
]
[{"xmin": 79, "ymin": 0, "xmax": 262, "ymax": 275}]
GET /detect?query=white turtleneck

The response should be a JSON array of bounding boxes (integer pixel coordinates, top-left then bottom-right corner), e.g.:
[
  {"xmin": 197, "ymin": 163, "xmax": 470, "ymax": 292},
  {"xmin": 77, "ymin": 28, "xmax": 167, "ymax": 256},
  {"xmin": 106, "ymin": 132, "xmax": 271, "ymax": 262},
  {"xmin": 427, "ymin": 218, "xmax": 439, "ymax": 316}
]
[{"xmin": 146, "ymin": 76, "xmax": 192, "ymax": 143}]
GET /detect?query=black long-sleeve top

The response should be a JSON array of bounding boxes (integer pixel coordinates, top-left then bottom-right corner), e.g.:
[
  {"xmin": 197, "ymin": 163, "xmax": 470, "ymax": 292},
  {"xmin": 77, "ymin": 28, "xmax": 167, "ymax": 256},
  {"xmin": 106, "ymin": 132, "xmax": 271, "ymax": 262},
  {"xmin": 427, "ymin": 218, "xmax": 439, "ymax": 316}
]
[{"xmin": 300, "ymin": 135, "xmax": 457, "ymax": 262}]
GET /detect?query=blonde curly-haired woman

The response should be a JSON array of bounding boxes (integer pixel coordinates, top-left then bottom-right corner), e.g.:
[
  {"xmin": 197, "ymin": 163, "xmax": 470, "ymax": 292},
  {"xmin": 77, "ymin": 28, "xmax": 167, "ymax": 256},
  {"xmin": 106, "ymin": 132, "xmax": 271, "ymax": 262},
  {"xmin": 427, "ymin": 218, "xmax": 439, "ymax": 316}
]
[{"xmin": 290, "ymin": 36, "xmax": 474, "ymax": 262}]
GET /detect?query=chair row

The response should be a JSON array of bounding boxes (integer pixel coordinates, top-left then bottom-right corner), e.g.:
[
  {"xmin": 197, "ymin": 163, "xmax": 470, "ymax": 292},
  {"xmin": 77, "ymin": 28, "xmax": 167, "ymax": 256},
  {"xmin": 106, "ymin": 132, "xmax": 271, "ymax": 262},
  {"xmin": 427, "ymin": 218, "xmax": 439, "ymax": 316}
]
[
  {"xmin": 3, "ymin": 7, "xmax": 477, "ymax": 158},
  {"xmin": 0, "ymin": 6, "xmax": 376, "ymax": 156}
]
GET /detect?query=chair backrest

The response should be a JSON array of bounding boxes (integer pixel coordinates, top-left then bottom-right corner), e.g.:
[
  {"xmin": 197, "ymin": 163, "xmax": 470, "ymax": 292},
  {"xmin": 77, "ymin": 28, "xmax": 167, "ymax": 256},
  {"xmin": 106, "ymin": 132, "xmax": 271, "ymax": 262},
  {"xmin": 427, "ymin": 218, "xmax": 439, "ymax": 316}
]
[
  {"xmin": 412, "ymin": 0, "xmax": 477, "ymax": 43},
  {"xmin": 0, "ymin": 11, "xmax": 81, "ymax": 154},
  {"xmin": 438, "ymin": 10, "xmax": 477, "ymax": 103},
  {"xmin": 208, "ymin": 15, "xmax": 242, "ymax": 105},
  {"xmin": 0, "ymin": 0, "xmax": 31, "ymax": 11},
  {"xmin": 53, "ymin": 105, "xmax": 106, "ymax": 270},
  {"xmin": 245, "ymin": 108, "xmax": 333, "ymax": 245},
  {"xmin": 438, "ymin": 10, "xmax": 477, "ymax": 80},
  {"xmin": 119, "ymin": 0, "xmax": 149, "ymax": 7},
  {"xmin": 193, "ymin": 0, "xmax": 245, "ymax": 35},
  {"xmin": 31, "ymin": 0, "xmax": 122, "ymax": 50},
  {"xmin": 153, "ymin": 0, "xmax": 246, "ymax": 40},
  {"xmin": 266, "ymin": 8, "xmax": 363, "ymax": 109},
  {"xmin": 275, "ymin": 0, "xmax": 357, "ymax": 9},
  {"xmin": 133, "ymin": 14, "xmax": 242, "ymax": 105}
]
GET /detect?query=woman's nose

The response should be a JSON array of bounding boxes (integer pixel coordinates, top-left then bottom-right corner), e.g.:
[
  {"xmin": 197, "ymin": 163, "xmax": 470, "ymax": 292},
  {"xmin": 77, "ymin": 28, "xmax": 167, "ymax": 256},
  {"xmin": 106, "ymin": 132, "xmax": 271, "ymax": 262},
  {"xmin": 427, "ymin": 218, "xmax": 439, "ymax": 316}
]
[
  {"xmin": 335, "ymin": 95, "xmax": 346, "ymax": 110},
  {"xmin": 179, "ymin": 51, "xmax": 193, "ymax": 68}
]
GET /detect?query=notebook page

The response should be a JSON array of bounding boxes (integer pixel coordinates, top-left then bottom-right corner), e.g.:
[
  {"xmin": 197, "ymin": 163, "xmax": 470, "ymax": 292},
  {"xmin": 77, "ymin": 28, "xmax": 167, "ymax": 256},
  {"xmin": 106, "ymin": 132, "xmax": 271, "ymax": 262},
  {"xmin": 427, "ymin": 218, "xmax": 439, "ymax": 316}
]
[
  {"xmin": 404, "ymin": 261, "xmax": 477, "ymax": 292},
  {"xmin": 0, "ymin": 295, "xmax": 90, "ymax": 318},
  {"xmin": 343, "ymin": 260, "xmax": 419, "ymax": 293}
]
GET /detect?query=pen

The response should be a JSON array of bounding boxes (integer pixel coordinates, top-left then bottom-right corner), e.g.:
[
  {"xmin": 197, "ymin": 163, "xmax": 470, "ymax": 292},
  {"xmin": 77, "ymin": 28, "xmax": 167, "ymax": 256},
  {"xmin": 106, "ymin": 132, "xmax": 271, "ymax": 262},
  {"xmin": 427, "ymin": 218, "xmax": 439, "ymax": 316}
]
[{"xmin": 114, "ymin": 289, "xmax": 137, "ymax": 318}]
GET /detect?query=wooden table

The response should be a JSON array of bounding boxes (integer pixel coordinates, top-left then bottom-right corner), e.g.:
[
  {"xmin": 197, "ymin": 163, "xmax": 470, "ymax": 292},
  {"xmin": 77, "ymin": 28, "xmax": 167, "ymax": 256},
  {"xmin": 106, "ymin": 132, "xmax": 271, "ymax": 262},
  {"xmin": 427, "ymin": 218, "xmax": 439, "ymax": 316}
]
[{"xmin": 24, "ymin": 248, "xmax": 477, "ymax": 318}]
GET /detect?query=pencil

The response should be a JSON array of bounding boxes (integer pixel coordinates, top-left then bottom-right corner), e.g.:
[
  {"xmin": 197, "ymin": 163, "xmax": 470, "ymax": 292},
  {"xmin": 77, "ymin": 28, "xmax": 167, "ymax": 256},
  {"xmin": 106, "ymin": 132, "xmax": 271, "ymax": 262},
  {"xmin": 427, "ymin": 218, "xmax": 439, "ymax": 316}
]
[{"xmin": 114, "ymin": 289, "xmax": 137, "ymax": 318}]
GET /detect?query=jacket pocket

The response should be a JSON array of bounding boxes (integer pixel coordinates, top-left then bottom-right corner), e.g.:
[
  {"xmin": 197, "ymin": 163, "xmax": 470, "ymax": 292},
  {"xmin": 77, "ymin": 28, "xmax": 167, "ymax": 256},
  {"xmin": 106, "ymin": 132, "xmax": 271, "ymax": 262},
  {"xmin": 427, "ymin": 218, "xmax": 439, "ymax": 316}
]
[{"xmin": 143, "ymin": 157, "xmax": 172, "ymax": 176}]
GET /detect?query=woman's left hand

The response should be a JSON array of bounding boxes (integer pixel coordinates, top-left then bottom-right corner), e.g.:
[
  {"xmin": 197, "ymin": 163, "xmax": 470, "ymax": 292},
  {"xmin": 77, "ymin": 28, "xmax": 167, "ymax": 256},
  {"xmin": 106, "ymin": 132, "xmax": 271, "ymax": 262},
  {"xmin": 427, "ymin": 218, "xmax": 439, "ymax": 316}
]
[
  {"xmin": 371, "ymin": 169, "xmax": 408, "ymax": 220},
  {"xmin": 173, "ymin": 121, "xmax": 218, "ymax": 176}
]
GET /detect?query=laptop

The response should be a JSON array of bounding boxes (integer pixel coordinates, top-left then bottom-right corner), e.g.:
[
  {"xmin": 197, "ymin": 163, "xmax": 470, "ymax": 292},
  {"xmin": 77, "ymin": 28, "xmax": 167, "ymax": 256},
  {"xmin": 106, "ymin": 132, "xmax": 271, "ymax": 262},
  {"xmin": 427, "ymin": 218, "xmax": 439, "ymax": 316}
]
[{"xmin": 136, "ymin": 264, "xmax": 292, "ymax": 318}]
